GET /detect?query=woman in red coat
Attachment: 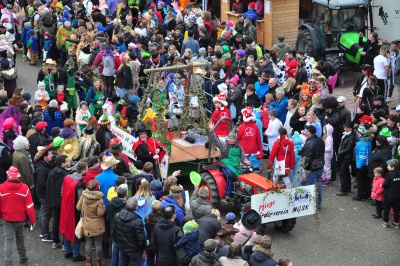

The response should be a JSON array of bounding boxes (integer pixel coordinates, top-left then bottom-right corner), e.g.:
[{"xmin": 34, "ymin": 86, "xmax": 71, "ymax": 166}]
[
  {"xmin": 267, "ymin": 127, "xmax": 295, "ymax": 188},
  {"xmin": 211, "ymin": 93, "xmax": 231, "ymax": 138}
]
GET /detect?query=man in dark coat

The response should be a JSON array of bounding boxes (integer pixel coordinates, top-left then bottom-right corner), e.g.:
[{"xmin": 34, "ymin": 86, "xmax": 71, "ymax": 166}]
[
  {"xmin": 336, "ymin": 121, "xmax": 357, "ymax": 196},
  {"xmin": 112, "ymin": 197, "xmax": 146, "ymax": 266},
  {"xmin": 197, "ymin": 210, "xmax": 222, "ymax": 247},
  {"xmin": 299, "ymin": 125, "xmax": 325, "ymax": 209},
  {"xmin": 151, "ymin": 205, "xmax": 181, "ymax": 266},
  {"xmin": 28, "ymin": 121, "xmax": 52, "ymax": 159},
  {"xmin": 359, "ymin": 32, "xmax": 381, "ymax": 66},
  {"xmin": 41, "ymin": 155, "xmax": 69, "ymax": 246},
  {"xmin": 190, "ymin": 186, "xmax": 212, "ymax": 221}
]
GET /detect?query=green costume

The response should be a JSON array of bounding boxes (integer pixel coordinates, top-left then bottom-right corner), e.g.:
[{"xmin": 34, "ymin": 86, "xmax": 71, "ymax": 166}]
[
  {"xmin": 221, "ymin": 147, "xmax": 242, "ymax": 176},
  {"xmin": 89, "ymin": 90, "xmax": 104, "ymax": 119},
  {"xmin": 43, "ymin": 72, "xmax": 56, "ymax": 98},
  {"xmin": 65, "ymin": 72, "xmax": 78, "ymax": 109}
]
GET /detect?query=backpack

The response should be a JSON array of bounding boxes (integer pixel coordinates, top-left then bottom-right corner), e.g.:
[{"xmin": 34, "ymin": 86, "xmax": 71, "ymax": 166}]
[
  {"xmin": 0, "ymin": 142, "xmax": 12, "ymax": 183},
  {"xmin": 254, "ymin": 43, "xmax": 268, "ymax": 60},
  {"xmin": 102, "ymin": 54, "xmax": 114, "ymax": 76},
  {"xmin": 42, "ymin": 16, "xmax": 53, "ymax": 27}
]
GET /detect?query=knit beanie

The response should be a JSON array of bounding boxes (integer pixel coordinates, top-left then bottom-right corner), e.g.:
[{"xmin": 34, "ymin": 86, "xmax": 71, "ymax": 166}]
[{"xmin": 183, "ymin": 221, "xmax": 199, "ymax": 234}]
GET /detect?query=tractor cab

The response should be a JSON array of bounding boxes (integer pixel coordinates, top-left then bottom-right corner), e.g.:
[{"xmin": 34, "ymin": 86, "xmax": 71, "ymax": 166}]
[{"xmin": 296, "ymin": 0, "xmax": 369, "ymax": 70}]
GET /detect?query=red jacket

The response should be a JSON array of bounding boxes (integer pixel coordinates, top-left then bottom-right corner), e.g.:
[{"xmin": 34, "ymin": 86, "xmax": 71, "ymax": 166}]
[
  {"xmin": 261, "ymin": 103, "xmax": 271, "ymax": 128},
  {"xmin": 237, "ymin": 121, "xmax": 262, "ymax": 155},
  {"xmin": 203, "ymin": 20, "xmax": 213, "ymax": 36},
  {"xmin": 0, "ymin": 179, "xmax": 36, "ymax": 223},
  {"xmin": 285, "ymin": 57, "xmax": 298, "ymax": 79},
  {"xmin": 267, "ymin": 135, "xmax": 295, "ymax": 175},
  {"xmin": 59, "ymin": 175, "xmax": 80, "ymax": 242},
  {"xmin": 371, "ymin": 176, "xmax": 385, "ymax": 201},
  {"xmin": 211, "ymin": 107, "xmax": 231, "ymax": 136}
]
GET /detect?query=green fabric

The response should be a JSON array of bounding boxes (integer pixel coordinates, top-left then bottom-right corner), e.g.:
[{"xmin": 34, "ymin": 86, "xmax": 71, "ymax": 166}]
[
  {"xmin": 43, "ymin": 73, "xmax": 56, "ymax": 97},
  {"xmin": 221, "ymin": 147, "xmax": 242, "ymax": 176},
  {"xmin": 79, "ymin": 115, "xmax": 89, "ymax": 133},
  {"xmin": 89, "ymin": 90, "xmax": 104, "ymax": 117},
  {"xmin": 65, "ymin": 73, "xmax": 78, "ymax": 109}
]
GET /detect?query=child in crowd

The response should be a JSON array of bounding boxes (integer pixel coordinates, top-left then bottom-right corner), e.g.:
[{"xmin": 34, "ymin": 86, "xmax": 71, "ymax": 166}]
[
  {"xmin": 150, "ymin": 180, "xmax": 164, "ymax": 200},
  {"xmin": 43, "ymin": 32, "xmax": 52, "ymax": 61},
  {"xmin": 174, "ymin": 220, "xmax": 201, "ymax": 264},
  {"xmin": 321, "ymin": 124, "xmax": 333, "ymax": 185},
  {"xmin": 371, "ymin": 167, "xmax": 385, "ymax": 219},
  {"xmin": 382, "ymin": 159, "xmax": 400, "ymax": 228},
  {"xmin": 56, "ymin": 85, "xmax": 67, "ymax": 112},
  {"xmin": 27, "ymin": 29, "xmax": 38, "ymax": 65},
  {"xmin": 35, "ymin": 81, "xmax": 50, "ymax": 110},
  {"xmin": 107, "ymin": 176, "xmax": 127, "ymax": 201}
]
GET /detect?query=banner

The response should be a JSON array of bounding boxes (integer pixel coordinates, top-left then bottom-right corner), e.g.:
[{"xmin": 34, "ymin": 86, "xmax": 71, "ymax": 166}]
[
  {"xmin": 110, "ymin": 126, "xmax": 137, "ymax": 160},
  {"xmin": 251, "ymin": 185, "xmax": 316, "ymax": 223}
]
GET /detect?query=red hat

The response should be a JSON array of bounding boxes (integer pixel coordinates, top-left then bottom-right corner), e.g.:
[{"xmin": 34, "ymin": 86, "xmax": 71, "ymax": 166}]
[
  {"xmin": 92, "ymin": 6, "xmax": 100, "ymax": 12},
  {"xmin": 3, "ymin": 117, "xmax": 15, "ymax": 130},
  {"xmin": 242, "ymin": 106, "xmax": 256, "ymax": 122},
  {"xmin": 109, "ymin": 137, "xmax": 122, "ymax": 147},
  {"xmin": 248, "ymin": 2, "xmax": 256, "ymax": 9},
  {"xmin": 36, "ymin": 121, "xmax": 48, "ymax": 131},
  {"xmin": 213, "ymin": 93, "xmax": 228, "ymax": 106},
  {"xmin": 359, "ymin": 115, "xmax": 372, "ymax": 125},
  {"xmin": 6, "ymin": 166, "xmax": 20, "ymax": 179}
]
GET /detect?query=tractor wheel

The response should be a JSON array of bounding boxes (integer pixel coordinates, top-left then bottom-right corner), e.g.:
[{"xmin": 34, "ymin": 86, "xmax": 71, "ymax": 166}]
[
  {"xmin": 296, "ymin": 29, "xmax": 314, "ymax": 57},
  {"xmin": 200, "ymin": 172, "xmax": 220, "ymax": 209},
  {"xmin": 274, "ymin": 218, "xmax": 297, "ymax": 233},
  {"xmin": 325, "ymin": 54, "xmax": 341, "ymax": 73}
]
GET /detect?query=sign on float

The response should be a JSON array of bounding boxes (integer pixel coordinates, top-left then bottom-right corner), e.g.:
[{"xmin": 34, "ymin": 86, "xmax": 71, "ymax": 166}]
[{"xmin": 251, "ymin": 185, "xmax": 317, "ymax": 223}]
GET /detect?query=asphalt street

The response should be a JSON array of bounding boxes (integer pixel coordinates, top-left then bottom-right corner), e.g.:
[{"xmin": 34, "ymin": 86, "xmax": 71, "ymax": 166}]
[{"xmin": 1, "ymin": 52, "xmax": 400, "ymax": 266}]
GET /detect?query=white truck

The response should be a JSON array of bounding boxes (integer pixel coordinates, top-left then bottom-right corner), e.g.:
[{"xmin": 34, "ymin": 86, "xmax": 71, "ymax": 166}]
[{"xmin": 370, "ymin": 0, "xmax": 400, "ymax": 43}]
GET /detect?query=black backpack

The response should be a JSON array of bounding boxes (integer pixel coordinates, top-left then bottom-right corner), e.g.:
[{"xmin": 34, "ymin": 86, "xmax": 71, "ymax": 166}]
[{"xmin": 0, "ymin": 142, "xmax": 12, "ymax": 184}]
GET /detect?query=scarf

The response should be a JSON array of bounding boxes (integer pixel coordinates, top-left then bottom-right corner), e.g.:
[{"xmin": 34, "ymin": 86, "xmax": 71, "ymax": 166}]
[
  {"xmin": 25, "ymin": 150, "xmax": 35, "ymax": 174},
  {"xmin": 150, "ymin": 57, "xmax": 160, "ymax": 68}
]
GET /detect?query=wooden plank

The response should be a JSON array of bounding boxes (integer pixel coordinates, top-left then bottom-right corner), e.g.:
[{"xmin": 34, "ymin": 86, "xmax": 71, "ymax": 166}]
[
  {"xmin": 172, "ymin": 140, "xmax": 220, "ymax": 161},
  {"xmin": 169, "ymin": 143, "xmax": 197, "ymax": 163}
]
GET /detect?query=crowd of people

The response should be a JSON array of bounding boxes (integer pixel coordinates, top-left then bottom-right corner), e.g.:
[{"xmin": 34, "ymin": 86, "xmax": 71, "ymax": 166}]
[{"xmin": 0, "ymin": 0, "xmax": 399, "ymax": 265}]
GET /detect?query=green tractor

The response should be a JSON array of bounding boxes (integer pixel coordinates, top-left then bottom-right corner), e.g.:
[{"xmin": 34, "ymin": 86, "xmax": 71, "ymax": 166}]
[{"xmin": 296, "ymin": 0, "xmax": 370, "ymax": 71}]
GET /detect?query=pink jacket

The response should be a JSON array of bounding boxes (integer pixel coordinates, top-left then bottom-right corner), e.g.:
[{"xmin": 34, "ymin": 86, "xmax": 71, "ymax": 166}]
[
  {"xmin": 371, "ymin": 176, "xmax": 385, "ymax": 201},
  {"xmin": 233, "ymin": 223, "xmax": 257, "ymax": 245}
]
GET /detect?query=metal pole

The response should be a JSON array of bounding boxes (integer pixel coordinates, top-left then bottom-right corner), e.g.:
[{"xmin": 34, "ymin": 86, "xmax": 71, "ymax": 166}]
[{"xmin": 143, "ymin": 63, "xmax": 210, "ymax": 74}]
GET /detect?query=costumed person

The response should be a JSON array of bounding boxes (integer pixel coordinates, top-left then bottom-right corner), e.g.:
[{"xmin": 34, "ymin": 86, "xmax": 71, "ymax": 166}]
[
  {"xmin": 35, "ymin": 81, "xmax": 50, "ymax": 110},
  {"xmin": 132, "ymin": 123, "xmax": 166, "ymax": 180},
  {"xmin": 78, "ymin": 126, "xmax": 101, "ymax": 159},
  {"xmin": 75, "ymin": 101, "xmax": 91, "ymax": 137},
  {"xmin": 2, "ymin": 117, "xmax": 18, "ymax": 151},
  {"xmin": 238, "ymin": 106, "xmax": 263, "ymax": 171},
  {"xmin": 95, "ymin": 116, "xmax": 116, "ymax": 152},
  {"xmin": 100, "ymin": 101, "xmax": 116, "ymax": 126},
  {"xmin": 166, "ymin": 94, "xmax": 182, "ymax": 131},
  {"xmin": 353, "ymin": 64, "xmax": 373, "ymax": 115},
  {"xmin": 115, "ymin": 52, "xmax": 133, "ymax": 99},
  {"xmin": 290, "ymin": 131, "xmax": 305, "ymax": 187},
  {"xmin": 264, "ymin": 109, "xmax": 283, "ymax": 151},
  {"xmin": 64, "ymin": 59, "xmax": 78, "ymax": 119},
  {"xmin": 321, "ymin": 124, "xmax": 334, "ymax": 185},
  {"xmin": 209, "ymin": 121, "xmax": 250, "ymax": 198},
  {"xmin": 85, "ymin": 78, "xmax": 105, "ymax": 120},
  {"xmin": 37, "ymin": 59, "xmax": 57, "ymax": 100},
  {"xmin": 211, "ymin": 93, "xmax": 231, "ymax": 140}
]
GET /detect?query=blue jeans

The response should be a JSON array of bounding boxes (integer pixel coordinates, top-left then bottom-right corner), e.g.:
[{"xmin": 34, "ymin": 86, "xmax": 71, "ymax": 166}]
[
  {"xmin": 111, "ymin": 241, "xmax": 119, "ymax": 266},
  {"xmin": 64, "ymin": 237, "xmax": 81, "ymax": 257},
  {"xmin": 118, "ymin": 250, "xmax": 142, "ymax": 266},
  {"xmin": 306, "ymin": 168, "xmax": 323, "ymax": 207}
]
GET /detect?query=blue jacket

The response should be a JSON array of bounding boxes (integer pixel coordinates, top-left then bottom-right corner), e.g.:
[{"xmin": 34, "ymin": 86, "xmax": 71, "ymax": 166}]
[
  {"xmin": 133, "ymin": 195, "xmax": 155, "ymax": 223},
  {"xmin": 244, "ymin": 9, "xmax": 258, "ymax": 24},
  {"xmin": 115, "ymin": 42, "xmax": 127, "ymax": 53},
  {"xmin": 254, "ymin": 82, "xmax": 269, "ymax": 104},
  {"xmin": 174, "ymin": 230, "xmax": 201, "ymax": 257},
  {"xmin": 85, "ymin": 87, "xmax": 97, "ymax": 104},
  {"xmin": 181, "ymin": 37, "xmax": 200, "ymax": 56},
  {"xmin": 43, "ymin": 109, "xmax": 65, "ymax": 135},
  {"xmin": 22, "ymin": 26, "xmax": 33, "ymax": 45},
  {"xmin": 161, "ymin": 196, "xmax": 184, "ymax": 226},
  {"xmin": 269, "ymin": 96, "xmax": 288, "ymax": 124},
  {"xmin": 28, "ymin": 35, "xmax": 38, "ymax": 52},
  {"xmin": 95, "ymin": 168, "xmax": 119, "ymax": 209},
  {"xmin": 355, "ymin": 134, "xmax": 372, "ymax": 169},
  {"xmin": 44, "ymin": 38, "xmax": 52, "ymax": 51}
]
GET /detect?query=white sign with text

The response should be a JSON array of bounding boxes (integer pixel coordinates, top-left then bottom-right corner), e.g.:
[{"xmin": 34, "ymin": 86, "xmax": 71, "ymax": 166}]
[
  {"xmin": 251, "ymin": 185, "xmax": 316, "ymax": 223},
  {"xmin": 110, "ymin": 126, "xmax": 137, "ymax": 160}
]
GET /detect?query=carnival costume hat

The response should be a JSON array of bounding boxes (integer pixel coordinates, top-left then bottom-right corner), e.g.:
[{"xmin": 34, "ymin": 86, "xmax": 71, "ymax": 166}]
[
  {"xmin": 99, "ymin": 116, "xmax": 111, "ymax": 127},
  {"xmin": 58, "ymin": 138, "xmax": 79, "ymax": 164},
  {"xmin": 213, "ymin": 93, "xmax": 228, "ymax": 107},
  {"xmin": 357, "ymin": 125, "xmax": 368, "ymax": 135},
  {"xmin": 359, "ymin": 115, "xmax": 373, "ymax": 125},
  {"xmin": 6, "ymin": 166, "xmax": 20, "ymax": 179},
  {"xmin": 108, "ymin": 143, "xmax": 123, "ymax": 153},
  {"xmin": 101, "ymin": 151, "xmax": 120, "ymax": 169},
  {"xmin": 217, "ymin": 224, "xmax": 240, "ymax": 236},
  {"xmin": 242, "ymin": 106, "xmax": 256, "ymax": 122},
  {"xmin": 380, "ymin": 128, "xmax": 392, "ymax": 137},
  {"xmin": 135, "ymin": 122, "xmax": 152, "ymax": 138},
  {"xmin": 34, "ymin": 142, "xmax": 53, "ymax": 162},
  {"xmin": 217, "ymin": 83, "xmax": 228, "ymax": 93},
  {"xmin": 53, "ymin": 136, "xmax": 65, "ymax": 148},
  {"xmin": 241, "ymin": 209, "xmax": 262, "ymax": 230},
  {"xmin": 3, "ymin": 117, "xmax": 15, "ymax": 130}
]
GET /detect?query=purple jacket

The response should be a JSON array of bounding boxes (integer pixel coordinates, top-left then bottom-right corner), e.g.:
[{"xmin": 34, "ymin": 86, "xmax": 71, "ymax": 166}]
[{"xmin": 61, "ymin": 127, "xmax": 78, "ymax": 139}]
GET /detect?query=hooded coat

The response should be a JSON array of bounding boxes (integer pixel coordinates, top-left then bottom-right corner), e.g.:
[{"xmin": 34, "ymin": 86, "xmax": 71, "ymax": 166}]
[
  {"xmin": 238, "ymin": 120, "xmax": 263, "ymax": 155},
  {"xmin": 267, "ymin": 134, "xmax": 295, "ymax": 175},
  {"xmin": 249, "ymin": 245, "xmax": 277, "ymax": 266},
  {"xmin": 76, "ymin": 189, "xmax": 106, "ymax": 237},
  {"xmin": 44, "ymin": 166, "xmax": 69, "ymax": 207},
  {"xmin": 145, "ymin": 211, "xmax": 162, "ymax": 253},
  {"xmin": 108, "ymin": 196, "xmax": 126, "ymax": 230},
  {"xmin": 368, "ymin": 144, "xmax": 392, "ymax": 178},
  {"xmin": 355, "ymin": 134, "xmax": 373, "ymax": 169},
  {"xmin": 197, "ymin": 214, "xmax": 222, "ymax": 247},
  {"xmin": 190, "ymin": 189, "xmax": 212, "ymax": 221},
  {"xmin": 190, "ymin": 251, "xmax": 221, "ymax": 266}
]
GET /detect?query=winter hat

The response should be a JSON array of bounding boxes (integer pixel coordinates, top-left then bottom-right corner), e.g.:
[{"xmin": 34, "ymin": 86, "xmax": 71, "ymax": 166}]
[
  {"xmin": 99, "ymin": 116, "xmax": 111, "ymax": 127},
  {"xmin": 1, "ymin": 58, "xmax": 9, "ymax": 68},
  {"xmin": 37, "ymin": 81, "xmax": 45, "ymax": 90},
  {"xmin": 28, "ymin": 7, "xmax": 35, "ymax": 14},
  {"xmin": 226, "ymin": 21, "xmax": 234, "ymax": 28},
  {"xmin": 217, "ymin": 83, "xmax": 228, "ymax": 93},
  {"xmin": 183, "ymin": 220, "xmax": 199, "ymax": 234},
  {"xmin": 213, "ymin": 93, "xmax": 228, "ymax": 107},
  {"xmin": 97, "ymin": 25, "xmax": 106, "ymax": 32},
  {"xmin": 226, "ymin": 212, "xmax": 236, "ymax": 224},
  {"xmin": 380, "ymin": 128, "xmax": 391, "ymax": 137},
  {"xmin": 23, "ymin": 21, "xmax": 32, "ymax": 29},
  {"xmin": 51, "ymin": 127, "xmax": 61, "ymax": 137},
  {"xmin": 248, "ymin": 2, "xmax": 256, "ymax": 9},
  {"xmin": 229, "ymin": 75, "xmax": 239, "ymax": 85},
  {"xmin": 198, "ymin": 47, "xmax": 206, "ymax": 54},
  {"xmin": 236, "ymin": 49, "xmax": 245, "ymax": 57},
  {"xmin": 3, "ymin": 117, "xmax": 15, "ymax": 130},
  {"xmin": 222, "ymin": 45, "xmax": 230, "ymax": 54},
  {"xmin": 6, "ymin": 166, "xmax": 20, "ymax": 179},
  {"xmin": 131, "ymin": 95, "xmax": 140, "ymax": 104},
  {"xmin": 359, "ymin": 115, "xmax": 372, "ymax": 125},
  {"xmin": 357, "ymin": 125, "xmax": 368, "ymax": 135},
  {"xmin": 228, "ymin": 128, "xmax": 237, "ymax": 139},
  {"xmin": 242, "ymin": 106, "xmax": 256, "ymax": 122}
]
